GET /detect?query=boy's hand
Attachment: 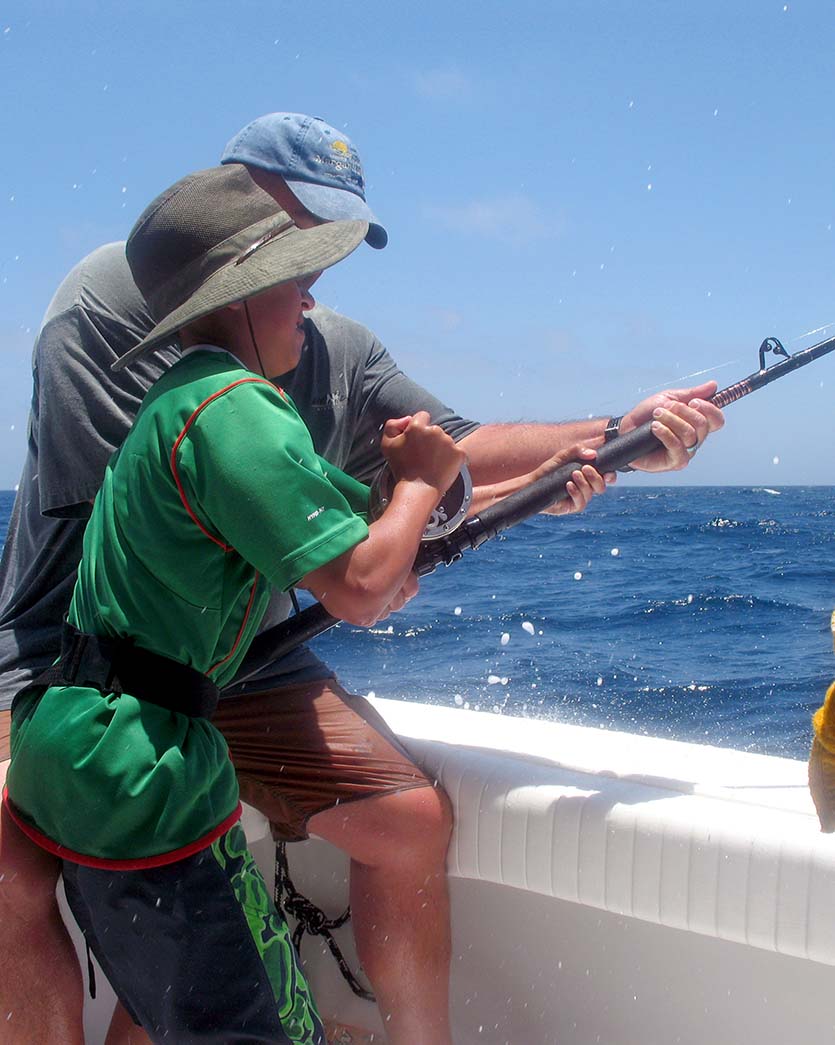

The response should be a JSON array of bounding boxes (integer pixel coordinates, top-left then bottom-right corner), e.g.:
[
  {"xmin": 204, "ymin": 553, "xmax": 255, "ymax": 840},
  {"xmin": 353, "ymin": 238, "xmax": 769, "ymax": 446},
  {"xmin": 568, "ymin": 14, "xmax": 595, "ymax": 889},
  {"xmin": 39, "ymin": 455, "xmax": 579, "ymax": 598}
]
[
  {"xmin": 370, "ymin": 573, "xmax": 420, "ymax": 623},
  {"xmin": 382, "ymin": 411, "xmax": 467, "ymax": 497},
  {"xmin": 536, "ymin": 443, "xmax": 614, "ymax": 516}
]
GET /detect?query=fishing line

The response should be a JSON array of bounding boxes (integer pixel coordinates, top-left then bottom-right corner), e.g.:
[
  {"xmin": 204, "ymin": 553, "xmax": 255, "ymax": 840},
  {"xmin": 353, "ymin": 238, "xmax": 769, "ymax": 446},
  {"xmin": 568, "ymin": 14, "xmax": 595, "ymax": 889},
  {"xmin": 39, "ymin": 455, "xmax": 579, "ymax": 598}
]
[
  {"xmin": 634, "ymin": 321, "xmax": 835, "ymax": 394},
  {"xmin": 792, "ymin": 320, "xmax": 835, "ymax": 342},
  {"xmin": 636, "ymin": 358, "xmax": 740, "ymax": 396}
]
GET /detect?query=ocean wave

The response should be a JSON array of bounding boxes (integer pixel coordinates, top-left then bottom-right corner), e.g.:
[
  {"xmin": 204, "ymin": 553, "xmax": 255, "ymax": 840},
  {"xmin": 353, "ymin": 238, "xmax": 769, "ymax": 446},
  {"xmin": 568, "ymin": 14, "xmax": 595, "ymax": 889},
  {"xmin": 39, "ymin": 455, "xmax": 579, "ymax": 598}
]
[
  {"xmin": 640, "ymin": 591, "xmax": 815, "ymax": 617},
  {"xmin": 705, "ymin": 516, "xmax": 744, "ymax": 529}
]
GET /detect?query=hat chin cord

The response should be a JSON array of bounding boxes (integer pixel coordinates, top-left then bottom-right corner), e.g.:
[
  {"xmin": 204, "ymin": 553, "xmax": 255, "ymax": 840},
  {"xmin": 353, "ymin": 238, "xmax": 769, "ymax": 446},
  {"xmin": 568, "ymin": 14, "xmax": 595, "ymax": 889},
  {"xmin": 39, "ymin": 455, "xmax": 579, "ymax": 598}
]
[{"xmin": 244, "ymin": 300, "xmax": 268, "ymax": 378}]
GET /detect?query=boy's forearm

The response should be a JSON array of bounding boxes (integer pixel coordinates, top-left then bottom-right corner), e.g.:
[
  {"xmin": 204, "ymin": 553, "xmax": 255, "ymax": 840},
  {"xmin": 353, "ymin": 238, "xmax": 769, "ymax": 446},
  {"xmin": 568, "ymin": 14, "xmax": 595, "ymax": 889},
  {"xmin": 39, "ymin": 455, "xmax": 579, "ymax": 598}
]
[{"xmin": 303, "ymin": 480, "xmax": 439, "ymax": 625}]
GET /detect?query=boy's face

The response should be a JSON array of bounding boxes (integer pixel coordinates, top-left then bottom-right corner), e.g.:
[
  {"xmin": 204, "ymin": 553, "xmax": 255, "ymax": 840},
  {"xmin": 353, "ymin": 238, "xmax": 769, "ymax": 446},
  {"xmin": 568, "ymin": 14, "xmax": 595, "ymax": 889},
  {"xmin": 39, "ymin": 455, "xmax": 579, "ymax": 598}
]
[{"xmin": 241, "ymin": 273, "xmax": 321, "ymax": 377}]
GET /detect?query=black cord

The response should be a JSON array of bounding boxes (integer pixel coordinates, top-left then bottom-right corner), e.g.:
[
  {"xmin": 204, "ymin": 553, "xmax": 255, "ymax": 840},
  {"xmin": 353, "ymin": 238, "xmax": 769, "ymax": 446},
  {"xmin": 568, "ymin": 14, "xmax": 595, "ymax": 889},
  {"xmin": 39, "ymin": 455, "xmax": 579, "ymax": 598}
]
[
  {"xmin": 274, "ymin": 842, "xmax": 376, "ymax": 1002},
  {"xmin": 244, "ymin": 300, "xmax": 268, "ymax": 378}
]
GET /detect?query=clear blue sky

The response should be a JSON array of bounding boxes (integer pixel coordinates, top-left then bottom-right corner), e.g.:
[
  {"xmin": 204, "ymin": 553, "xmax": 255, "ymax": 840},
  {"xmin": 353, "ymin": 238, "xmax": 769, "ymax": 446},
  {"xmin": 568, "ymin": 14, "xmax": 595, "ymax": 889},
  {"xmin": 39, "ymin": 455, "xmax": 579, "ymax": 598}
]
[{"xmin": 2, "ymin": 0, "xmax": 834, "ymax": 487}]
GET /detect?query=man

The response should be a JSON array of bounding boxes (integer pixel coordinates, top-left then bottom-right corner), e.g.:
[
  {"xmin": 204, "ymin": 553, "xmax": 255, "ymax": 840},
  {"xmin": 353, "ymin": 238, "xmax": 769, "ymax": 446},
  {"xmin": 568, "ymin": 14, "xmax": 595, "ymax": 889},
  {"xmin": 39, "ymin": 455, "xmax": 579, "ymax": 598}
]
[{"xmin": 0, "ymin": 112, "xmax": 723, "ymax": 1044}]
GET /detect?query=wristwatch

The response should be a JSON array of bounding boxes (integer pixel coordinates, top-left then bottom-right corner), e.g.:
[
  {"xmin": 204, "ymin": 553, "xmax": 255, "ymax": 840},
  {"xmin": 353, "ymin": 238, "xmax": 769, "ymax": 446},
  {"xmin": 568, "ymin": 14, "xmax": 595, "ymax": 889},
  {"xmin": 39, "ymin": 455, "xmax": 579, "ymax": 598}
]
[
  {"xmin": 604, "ymin": 416, "xmax": 623, "ymax": 443},
  {"xmin": 604, "ymin": 415, "xmax": 635, "ymax": 472}
]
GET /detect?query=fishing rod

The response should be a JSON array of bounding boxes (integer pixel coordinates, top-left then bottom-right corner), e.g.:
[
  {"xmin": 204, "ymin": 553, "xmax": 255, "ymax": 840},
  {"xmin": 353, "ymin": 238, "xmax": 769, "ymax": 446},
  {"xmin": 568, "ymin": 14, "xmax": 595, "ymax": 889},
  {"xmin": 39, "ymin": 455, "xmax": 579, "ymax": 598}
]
[{"xmin": 246, "ymin": 332, "xmax": 835, "ymax": 663}]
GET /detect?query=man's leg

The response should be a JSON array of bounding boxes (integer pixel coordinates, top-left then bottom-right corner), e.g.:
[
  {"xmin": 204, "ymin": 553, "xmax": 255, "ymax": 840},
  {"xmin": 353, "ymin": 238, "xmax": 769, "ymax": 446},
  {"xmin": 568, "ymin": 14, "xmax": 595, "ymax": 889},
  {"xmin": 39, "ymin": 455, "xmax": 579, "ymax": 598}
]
[
  {"xmin": 309, "ymin": 784, "xmax": 453, "ymax": 1045},
  {"xmin": 105, "ymin": 1003, "xmax": 155, "ymax": 1045},
  {"xmin": 0, "ymin": 708, "xmax": 86, "ymax": 1044},
  {"xmin": 215, "ymin": 681, "xmax": 455, "ymax": 1045}
]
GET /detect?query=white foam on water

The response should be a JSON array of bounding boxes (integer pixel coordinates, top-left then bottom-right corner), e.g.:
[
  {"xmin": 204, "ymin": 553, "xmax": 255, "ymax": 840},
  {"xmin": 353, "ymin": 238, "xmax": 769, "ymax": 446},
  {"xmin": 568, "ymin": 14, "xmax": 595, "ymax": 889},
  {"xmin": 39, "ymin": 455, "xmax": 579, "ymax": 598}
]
[
  {"xmin": 573, "ymin": 571, "xmax": 583, "ymax": 580},
  {"xmin": 500, "ymin": 633, "xmax": 510, "ymax": 646},
  {"xmin": 453, "ymin": 606, "xmax": 462, "ymax": 615},
  {"xmin": 521, "ymin": 621, "xmax": 535, "ymax": 635},
  {"xmin": 610, "ymin": 547, "xmax": 619, "ymax": 556}
]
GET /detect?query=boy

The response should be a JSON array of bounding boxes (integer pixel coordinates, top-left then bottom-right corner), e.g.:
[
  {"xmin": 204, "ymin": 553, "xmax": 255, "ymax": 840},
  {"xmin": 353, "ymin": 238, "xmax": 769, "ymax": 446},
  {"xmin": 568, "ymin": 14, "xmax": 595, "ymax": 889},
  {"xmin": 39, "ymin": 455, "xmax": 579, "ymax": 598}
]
[{"xmin": 2, "ymin": 163, "xmax": 466, "ymax": 1043}]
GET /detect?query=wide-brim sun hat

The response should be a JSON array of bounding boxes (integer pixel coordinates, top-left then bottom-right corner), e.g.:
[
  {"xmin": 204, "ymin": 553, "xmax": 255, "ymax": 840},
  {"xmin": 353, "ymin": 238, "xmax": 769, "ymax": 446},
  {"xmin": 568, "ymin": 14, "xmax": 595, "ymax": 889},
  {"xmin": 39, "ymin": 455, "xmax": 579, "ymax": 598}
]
[
  {"xmin": 221, "ymin": 112, "xmax": 387, "ymax": 249},
  {"xmin": 113, "ymin": 164, "xmax": 367, "ymax": 372}
]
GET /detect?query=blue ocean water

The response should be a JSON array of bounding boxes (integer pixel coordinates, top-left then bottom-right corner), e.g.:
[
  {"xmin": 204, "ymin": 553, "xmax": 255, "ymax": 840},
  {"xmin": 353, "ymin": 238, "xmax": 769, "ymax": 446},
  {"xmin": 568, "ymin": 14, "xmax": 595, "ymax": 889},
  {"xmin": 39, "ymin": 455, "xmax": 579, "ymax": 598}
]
[
  {"xmin": 320, "ymin": 485, "xmax": 835, "ymax": 760},
  {"xmin": 2, "ymin": 486, "xmax": 833, "ymax": 760}
]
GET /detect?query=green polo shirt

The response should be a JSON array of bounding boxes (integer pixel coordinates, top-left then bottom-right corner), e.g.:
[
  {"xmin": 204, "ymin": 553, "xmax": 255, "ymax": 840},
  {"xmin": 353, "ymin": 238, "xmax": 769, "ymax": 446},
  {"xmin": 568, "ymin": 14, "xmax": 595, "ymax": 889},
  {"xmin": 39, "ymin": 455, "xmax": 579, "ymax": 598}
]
[{"xmin": 7, "ymin": 349, "xmax": 369, "ymax": 866}]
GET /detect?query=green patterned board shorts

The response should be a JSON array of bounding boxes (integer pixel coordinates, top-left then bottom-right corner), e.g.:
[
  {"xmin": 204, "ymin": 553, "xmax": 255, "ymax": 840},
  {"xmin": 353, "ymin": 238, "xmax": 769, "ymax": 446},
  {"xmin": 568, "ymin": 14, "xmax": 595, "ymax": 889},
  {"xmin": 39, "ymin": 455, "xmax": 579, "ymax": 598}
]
[{"xmin": 61, "ymin": 823, "xmax": 324, "ymax": 1044}]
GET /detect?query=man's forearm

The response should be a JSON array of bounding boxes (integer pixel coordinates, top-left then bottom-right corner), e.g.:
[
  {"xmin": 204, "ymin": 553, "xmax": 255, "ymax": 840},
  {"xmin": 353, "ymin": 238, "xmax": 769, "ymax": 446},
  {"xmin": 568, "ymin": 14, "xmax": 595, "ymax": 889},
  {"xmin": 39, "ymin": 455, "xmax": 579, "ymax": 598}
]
[{"xmin": 458, "ymin": 420, "xmax": 606, "ymax": 484}]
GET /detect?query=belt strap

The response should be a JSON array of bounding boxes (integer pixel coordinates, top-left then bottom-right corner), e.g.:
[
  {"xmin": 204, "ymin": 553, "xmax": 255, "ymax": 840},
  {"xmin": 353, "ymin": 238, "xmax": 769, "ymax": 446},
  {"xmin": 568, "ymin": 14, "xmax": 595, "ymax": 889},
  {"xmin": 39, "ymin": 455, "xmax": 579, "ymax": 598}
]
[{"xmin": 34, "ymin": 623, "xmax": 219, "ymax": 719}]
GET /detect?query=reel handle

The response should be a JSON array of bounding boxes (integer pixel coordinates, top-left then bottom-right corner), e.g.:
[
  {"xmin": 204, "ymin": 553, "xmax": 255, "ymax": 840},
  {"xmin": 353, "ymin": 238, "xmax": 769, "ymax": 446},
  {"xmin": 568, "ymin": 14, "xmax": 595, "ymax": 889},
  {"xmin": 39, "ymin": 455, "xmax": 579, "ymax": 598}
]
[{"xmin": 369, "ymin": 462, "xmax": 473, "ymax": 540}]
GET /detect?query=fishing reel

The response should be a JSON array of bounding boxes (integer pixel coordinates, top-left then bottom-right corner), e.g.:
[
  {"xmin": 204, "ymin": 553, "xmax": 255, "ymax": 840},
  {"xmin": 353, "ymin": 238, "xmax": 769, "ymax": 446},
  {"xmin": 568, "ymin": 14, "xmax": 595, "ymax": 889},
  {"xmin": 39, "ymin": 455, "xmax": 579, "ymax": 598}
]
[{"xmin": 369, "ymin": 463, "xmax": 473, "ymax": 541}]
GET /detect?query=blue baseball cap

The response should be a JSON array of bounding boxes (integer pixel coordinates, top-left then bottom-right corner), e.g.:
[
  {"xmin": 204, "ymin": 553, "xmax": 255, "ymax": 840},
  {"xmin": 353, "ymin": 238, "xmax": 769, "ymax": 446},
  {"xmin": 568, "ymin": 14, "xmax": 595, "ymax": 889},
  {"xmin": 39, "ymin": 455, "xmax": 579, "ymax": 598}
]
[{"xmin": 221, "ymin": 113, "xmax": 387, "ymax": 249}]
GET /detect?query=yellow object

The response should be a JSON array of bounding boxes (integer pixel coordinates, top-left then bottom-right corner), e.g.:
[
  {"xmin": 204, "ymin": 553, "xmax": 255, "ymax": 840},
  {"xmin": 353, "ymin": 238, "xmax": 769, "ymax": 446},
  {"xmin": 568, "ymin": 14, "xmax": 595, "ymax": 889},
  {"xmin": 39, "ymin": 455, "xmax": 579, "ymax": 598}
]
[{"xmin": 808, "ymin": 610, "xmax": 835, "ymax": 832}]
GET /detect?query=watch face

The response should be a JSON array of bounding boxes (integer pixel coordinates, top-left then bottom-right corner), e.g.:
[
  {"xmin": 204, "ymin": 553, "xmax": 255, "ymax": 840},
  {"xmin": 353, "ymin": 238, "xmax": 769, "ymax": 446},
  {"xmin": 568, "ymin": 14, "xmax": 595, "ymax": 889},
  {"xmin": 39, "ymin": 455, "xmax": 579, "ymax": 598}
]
[{"xmin": 604, "ymin": 417, "xmax": 621, "ymax": 442}]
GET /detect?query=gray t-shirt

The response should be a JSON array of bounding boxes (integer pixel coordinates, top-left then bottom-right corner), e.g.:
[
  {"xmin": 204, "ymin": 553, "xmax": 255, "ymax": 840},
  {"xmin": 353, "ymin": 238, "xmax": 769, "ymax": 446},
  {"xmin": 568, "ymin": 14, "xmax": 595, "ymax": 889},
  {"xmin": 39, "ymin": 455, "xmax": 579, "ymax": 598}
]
[{"xmin": 0, "ymin": 242, "xmax": 478, "ymax": 710}]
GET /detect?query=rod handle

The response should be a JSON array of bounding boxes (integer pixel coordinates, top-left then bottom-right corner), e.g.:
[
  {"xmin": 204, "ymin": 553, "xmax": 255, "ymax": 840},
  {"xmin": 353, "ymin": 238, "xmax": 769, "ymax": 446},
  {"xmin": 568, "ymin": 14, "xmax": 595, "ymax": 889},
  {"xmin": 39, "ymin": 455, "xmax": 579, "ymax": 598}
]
[{"xmin": 473, "ymin": 419, "xmax": 662, "ymax": 535}]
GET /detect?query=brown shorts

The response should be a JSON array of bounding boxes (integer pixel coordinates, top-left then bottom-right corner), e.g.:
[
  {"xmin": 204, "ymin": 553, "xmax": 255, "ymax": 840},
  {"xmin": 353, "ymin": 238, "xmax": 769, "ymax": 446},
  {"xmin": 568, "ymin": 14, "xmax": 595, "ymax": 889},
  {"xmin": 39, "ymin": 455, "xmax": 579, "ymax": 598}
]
[
  {"xmin": 0, "ymin": 681, "xmax": 431, "ymax": 842},
  {"xmin": 214, "ymin": 679, "xmax": 432, "ymax": 841}
]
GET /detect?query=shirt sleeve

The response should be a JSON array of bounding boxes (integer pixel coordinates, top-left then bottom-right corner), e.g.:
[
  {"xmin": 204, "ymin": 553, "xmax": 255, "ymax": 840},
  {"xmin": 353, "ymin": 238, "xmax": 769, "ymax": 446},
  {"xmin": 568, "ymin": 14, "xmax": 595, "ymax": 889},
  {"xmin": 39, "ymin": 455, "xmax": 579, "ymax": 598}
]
[
  {"xmin": 176, "ymin": 379, "xmax": 369, "ymax": 591},
  {"xmin": 344, "ymin": 331, "xmax": 480, "ymax": 481},
  {"xmin": 297, "ymin": 308, "xmax": 480, "ymax": 484},
  {"xmin": 35, "ymin": 307, "xmax": 175, "ymax": 518}
]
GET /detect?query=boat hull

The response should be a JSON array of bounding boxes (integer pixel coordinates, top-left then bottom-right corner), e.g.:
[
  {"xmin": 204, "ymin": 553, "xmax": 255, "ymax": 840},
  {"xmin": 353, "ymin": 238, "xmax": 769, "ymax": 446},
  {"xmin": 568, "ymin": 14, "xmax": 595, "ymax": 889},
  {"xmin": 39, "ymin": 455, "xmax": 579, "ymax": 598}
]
[{"xmin": 73, "ymin": 697, "xmax": 835, "ymax": 1043}]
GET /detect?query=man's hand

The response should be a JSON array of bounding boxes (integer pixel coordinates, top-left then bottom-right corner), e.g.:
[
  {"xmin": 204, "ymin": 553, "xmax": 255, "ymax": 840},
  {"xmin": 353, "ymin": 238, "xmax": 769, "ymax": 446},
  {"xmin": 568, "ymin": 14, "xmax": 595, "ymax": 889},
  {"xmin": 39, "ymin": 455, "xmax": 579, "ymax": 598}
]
[{"xmin": 620, "ymin": 380, "xmax": 725, "ymax": 472}]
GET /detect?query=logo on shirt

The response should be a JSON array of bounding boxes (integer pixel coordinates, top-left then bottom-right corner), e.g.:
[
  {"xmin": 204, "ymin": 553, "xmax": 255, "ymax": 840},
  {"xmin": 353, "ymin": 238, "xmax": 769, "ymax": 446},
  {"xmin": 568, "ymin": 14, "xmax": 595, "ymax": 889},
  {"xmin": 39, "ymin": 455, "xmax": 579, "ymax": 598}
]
[
  {"xmin": 311, "ymin": 391, "xmax": 348, "ymax": 409},
  {"xmin": 307, "ymin": 506, "xmax": 326, "ymax": 521}
]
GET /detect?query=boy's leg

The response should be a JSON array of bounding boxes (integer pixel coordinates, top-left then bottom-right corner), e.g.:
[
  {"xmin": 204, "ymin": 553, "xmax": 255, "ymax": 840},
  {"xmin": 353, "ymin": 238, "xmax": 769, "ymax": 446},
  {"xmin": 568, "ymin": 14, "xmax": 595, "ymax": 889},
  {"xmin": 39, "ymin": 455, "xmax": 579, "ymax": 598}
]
[
  {"xmin": 214, "ymin": 682, "xmax": 454, "ymax": 1045},
  {"xmin": 62, "ymin": 823, "xmax": 325, "ymax": 1045},
  {"xmin": 0, "ymin": 712, "xmax": 86, "ymax": 1045}
]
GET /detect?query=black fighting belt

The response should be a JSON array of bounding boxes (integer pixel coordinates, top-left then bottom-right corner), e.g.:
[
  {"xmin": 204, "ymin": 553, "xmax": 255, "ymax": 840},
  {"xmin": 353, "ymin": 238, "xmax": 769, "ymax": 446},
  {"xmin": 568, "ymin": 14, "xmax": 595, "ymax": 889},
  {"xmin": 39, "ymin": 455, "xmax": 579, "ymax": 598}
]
[{"xmin": 23, "ymin": 622, "xmax": 219, "ymax": 719}]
